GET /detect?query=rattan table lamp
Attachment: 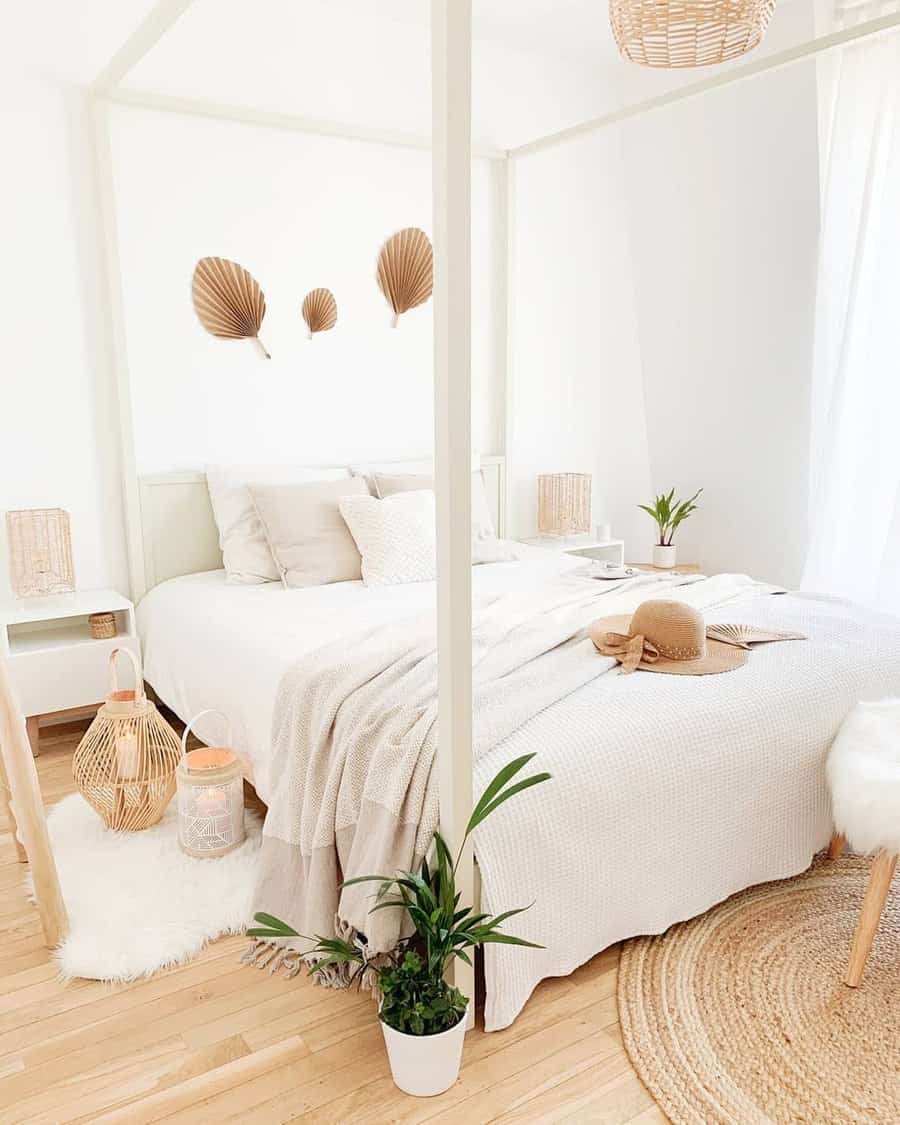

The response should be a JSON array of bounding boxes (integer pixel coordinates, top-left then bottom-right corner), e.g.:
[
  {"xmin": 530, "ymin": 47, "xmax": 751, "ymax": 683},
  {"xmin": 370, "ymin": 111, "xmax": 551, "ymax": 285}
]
[
  {"xmin": 5, "ymin": 508, "xmax": 75, "ymax": 597},
  {"xmin": 73, "ymin": 649, "xmax": 181, "ymax": 831},
  {"xmin": 537, "ymin": 473, "xmax": 592, "ymax": 537}
]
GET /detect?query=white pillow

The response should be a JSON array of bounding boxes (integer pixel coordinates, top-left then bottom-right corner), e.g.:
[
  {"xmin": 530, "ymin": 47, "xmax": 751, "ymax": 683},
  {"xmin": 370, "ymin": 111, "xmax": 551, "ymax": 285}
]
[
  {"xmin": 339, "ymin": 491, "xmax": 437, "ymax": 586},
  {"xmin": 207, "ymin": 463, "xmax": 350, "ymax": 584}
]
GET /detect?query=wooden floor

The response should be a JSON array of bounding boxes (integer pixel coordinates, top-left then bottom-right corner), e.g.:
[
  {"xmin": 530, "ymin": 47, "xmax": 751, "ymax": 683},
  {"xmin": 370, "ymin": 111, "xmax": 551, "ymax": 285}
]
[{"xmin": 0, "ymin": 722, "xmax": 664, "ymax": 1124}]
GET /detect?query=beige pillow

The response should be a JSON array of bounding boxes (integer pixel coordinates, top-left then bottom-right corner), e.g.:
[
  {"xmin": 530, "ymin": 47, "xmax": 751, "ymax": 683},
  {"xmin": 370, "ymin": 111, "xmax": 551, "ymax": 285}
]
[
  {"xmin": 249, "ymin": 477, "xmax": 369, "ymax": 588},
  {"xmin": 207, "ymin": 463, "xmax": 350, "ymax": 584},
  {"xmin": 373, "ymin": 470, "xmax": 496, "ymax": 537}
]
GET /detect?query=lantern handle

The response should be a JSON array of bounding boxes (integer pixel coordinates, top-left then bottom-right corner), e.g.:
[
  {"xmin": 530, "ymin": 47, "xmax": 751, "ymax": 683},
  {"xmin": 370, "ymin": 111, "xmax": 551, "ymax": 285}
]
[
  {"xmin": 180, "ymin": 709, "xmax": 233, "ymax": 765},
  {"xmin": 108, "ymin": 647, "xmax": 146, "ymax": 703}
]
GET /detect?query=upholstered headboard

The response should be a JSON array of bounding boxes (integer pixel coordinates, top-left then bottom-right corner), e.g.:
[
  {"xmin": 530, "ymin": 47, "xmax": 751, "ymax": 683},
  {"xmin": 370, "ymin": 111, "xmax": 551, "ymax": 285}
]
[{"xmin": 137, "ymin": 455, "xmax": 507, "ymax": 597}]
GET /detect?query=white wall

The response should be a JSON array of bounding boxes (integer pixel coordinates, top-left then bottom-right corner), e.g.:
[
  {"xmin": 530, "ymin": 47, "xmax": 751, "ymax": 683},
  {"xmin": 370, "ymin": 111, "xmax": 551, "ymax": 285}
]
[
  {"xmin": 508, "ymin": 129, "xmax": 655, "ymax": 556},
  {"xmin": 621, "ymin": 58, "xmax": 820, "ymax": 584},
  {"xmin": 0, "ymin": 79, "xmax": 129, "ymax": 599},
  {"xmin": 109, "ymin": 105, "xmax": 505, "ymax": 475},
  {"xmin": 509, "ymin": 45, "xmax": 821, "ymax": 584}
]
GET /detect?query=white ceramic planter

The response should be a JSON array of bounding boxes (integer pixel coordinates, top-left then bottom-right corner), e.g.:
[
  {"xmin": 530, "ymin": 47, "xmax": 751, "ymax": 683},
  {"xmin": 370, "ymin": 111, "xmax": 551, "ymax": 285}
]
[
  {"xmin": 652, "ymin": 544, "xmax": 677, "ymax": 569},
  {"xmin": 380, "ymin": 1006, "xmax": 468, "ymax": 1097}
]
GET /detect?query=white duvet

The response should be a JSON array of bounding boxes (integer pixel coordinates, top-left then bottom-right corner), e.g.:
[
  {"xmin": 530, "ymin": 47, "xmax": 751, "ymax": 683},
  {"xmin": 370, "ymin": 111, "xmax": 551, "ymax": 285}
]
[{"xmin": 138, "ymin": 549, "xmax": 900, "ymax": 1030}]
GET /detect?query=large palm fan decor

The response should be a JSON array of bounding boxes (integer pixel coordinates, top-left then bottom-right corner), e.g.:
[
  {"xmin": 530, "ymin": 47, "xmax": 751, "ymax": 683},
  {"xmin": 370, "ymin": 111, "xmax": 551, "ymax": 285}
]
[
  {"xmin": 192, "ymin": 256, "xmax": 271, "ymax": 358},
  {"xmin": 376, "ymin": 227, "xmax": 433, "ymax": 327}
]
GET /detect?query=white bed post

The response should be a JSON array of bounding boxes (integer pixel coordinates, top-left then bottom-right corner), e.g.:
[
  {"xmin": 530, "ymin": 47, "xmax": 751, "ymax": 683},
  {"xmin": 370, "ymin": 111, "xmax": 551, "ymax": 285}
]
[{"xmin": 432, "ymin": 0, "xmax": 475, "ymax": 1026}]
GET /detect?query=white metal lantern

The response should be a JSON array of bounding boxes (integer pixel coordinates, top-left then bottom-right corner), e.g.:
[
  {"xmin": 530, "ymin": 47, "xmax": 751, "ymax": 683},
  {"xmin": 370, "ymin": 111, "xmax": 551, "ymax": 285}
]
[{"xmin": 176, "ymin": 710, "xmax": 245, "ymax": 858}]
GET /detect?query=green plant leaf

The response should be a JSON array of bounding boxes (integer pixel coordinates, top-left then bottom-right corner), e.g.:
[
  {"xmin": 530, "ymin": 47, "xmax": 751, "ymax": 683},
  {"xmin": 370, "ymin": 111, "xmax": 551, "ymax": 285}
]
[
  {"xmin": 247, "ymin": 912, "xmax": 302, "ymax": 939},
  {"xmin": 468, "ymin": 772, "xmax": 552, "ymax": 832},
  {"xmin": 476, "ymin": 932, "xmax": 545, "ymax": 948},
  {"xmin": 340, "ymin": 874, "xmax": 394, "ymax": 888},
  {"xmin": 465, "ymin": 753, "xmax": 538, "ymax": 838}
]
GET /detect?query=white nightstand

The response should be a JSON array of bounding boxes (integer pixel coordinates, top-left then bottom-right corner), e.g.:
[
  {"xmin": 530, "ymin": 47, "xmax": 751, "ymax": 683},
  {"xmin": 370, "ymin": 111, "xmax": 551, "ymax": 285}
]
[
  {"xmin": 518, "ymin": 536, "xmax": 626, "ymax": 567},
  {"xmin": 0, "ymin": 589, "xmax": 139, "ymax": 756}
]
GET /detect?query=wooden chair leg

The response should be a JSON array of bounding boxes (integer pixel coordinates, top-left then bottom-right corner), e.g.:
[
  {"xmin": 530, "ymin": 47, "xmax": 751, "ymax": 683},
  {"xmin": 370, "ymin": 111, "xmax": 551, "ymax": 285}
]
[
  {"xmin": 829, "ymin": 833, "xmax": 846, "ymax": 859},
  {"xmin": 845, "ymin": 849, "xmax": 897, "ymax": 987},
  {"xmin": 0, "ymin": 660, "xmax": 68, "ymax": 947},
  {"xmin": 0, "ymin": 752, "xmax": 27, "ymax": 862}
]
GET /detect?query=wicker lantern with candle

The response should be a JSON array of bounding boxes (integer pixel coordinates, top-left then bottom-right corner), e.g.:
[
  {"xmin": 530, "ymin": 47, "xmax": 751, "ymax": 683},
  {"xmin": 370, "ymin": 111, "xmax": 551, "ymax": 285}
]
[
  {"xmin": 176, "ymin": 710, "xmax": 245, "ymax": 858},
  {"xmin": 73, "ymin": 648, "xmax": 181, "ymax": 831}
]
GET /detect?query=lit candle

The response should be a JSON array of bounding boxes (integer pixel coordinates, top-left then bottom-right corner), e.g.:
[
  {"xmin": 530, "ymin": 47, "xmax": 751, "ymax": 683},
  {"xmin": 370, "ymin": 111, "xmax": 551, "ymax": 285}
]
[
  {"xmin": 115, "ymin": 727, "xmax": 140, "ymax": 779},
  {"xmin": 195, "ymin": 786, "xmax": 226, "ymax": 818}
]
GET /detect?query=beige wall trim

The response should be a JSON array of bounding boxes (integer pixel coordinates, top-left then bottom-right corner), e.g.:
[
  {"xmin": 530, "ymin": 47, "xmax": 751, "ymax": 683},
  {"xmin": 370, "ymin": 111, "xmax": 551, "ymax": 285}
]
[
  {"xmin": 108, "ymin": 88, "xmax": 507, "ymax": 161},
  {"xmin": 91, "ymin": 0, "xmax": 196, "ymax": 94}
]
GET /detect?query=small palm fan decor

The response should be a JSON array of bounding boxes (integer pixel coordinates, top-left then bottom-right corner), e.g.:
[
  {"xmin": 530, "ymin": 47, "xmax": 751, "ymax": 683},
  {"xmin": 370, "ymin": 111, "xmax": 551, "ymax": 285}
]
[
  {"xmin": 192, "ymin": 256, "xmax": 270, "ymax": 358},
  {"xmin": 609, "ymin": 0, "xmax": 776, "ymax": 68},
  {"xmin": 376, "ymin": 227, "xmax": 433, "ymax": 327},
  {"xmin": 301, "ymin": 288, "xmax": 337, "ymax": 339},
  {"xmin": 73, "ymin": 648, "xmax": 181, "ymax": 831}
]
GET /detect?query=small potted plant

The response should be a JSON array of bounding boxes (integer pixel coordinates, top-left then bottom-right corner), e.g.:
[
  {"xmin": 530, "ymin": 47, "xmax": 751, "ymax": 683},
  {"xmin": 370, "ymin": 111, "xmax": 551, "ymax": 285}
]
[
  {"xmin": 638, "ymin": 487, "xmax": 702, "ymax": 569},
  {"xmin": 249, "ymin": 753, "xmax": 550, "ymax": 1097}
]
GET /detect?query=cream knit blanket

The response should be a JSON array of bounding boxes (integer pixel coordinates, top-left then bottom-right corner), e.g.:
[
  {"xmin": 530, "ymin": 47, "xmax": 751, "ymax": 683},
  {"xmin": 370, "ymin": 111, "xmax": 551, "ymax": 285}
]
[{"xmin": 253, "ymin": 572, "xmax": 772, "ymax": 953}]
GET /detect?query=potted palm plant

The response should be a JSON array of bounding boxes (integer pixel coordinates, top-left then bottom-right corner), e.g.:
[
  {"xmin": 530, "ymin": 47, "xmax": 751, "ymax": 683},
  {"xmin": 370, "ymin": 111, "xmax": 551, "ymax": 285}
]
[
  {"xmin": 249, "ymin": 753, "xmax": 550, "ymax": 1097},
  {"xmin": 638, "ymin": 487, "xmax": 702, "ymax": 569}
]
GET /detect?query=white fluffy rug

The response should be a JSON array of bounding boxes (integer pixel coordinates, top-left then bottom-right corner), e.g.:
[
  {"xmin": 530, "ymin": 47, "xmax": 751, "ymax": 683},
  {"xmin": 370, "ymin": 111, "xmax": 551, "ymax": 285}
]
[{"xmin": 29, "ymin": 794, "xmax": 263, "ymax": 981}]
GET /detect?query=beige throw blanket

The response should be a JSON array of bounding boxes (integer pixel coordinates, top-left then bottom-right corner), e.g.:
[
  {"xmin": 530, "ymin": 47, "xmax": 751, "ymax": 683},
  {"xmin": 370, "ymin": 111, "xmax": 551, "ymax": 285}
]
[{"xmin": 254, "ymin": 572, "xmax": 771, "ymax": 953}]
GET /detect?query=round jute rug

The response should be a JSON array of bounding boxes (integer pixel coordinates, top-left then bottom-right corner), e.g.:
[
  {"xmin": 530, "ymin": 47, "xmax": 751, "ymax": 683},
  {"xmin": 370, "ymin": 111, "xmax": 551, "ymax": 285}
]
[{"xmin": 618, "ymin": 856, "xmax": 900, "ymax": 1124}]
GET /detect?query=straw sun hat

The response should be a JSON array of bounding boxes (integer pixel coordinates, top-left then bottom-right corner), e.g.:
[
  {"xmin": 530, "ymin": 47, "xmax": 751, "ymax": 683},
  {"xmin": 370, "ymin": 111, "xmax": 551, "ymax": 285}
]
[{"xmin": 591, "ymin": 600, "xmax": 748, "ymax": 676}]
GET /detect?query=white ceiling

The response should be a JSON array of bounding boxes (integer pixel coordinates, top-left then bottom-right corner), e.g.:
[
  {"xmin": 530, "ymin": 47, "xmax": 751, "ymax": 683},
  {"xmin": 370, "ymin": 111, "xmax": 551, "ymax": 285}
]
[{"xmin": 11, "ymin": 0, "xmax": 816, "ymax": 150}]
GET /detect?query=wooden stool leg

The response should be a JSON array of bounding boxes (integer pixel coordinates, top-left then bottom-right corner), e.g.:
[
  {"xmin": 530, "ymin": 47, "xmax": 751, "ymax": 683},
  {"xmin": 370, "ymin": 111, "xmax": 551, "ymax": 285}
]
[
  {"xmin": 846, "ymin": 849, "xmax": 897, "ymax": 987},
  {"xmin": 829, "ymin": 833, "xmax": 846, "ymax": 859},
  {"xmin": 26, "ymin": 716, "xmax": 40, "ymax": 757}
]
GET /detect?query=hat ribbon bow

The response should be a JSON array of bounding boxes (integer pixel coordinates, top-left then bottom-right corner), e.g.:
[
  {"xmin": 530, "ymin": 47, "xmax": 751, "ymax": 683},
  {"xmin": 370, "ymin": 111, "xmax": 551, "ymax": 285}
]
[{"xmin": 601, "ymin": 631, "xmax": 660, "ymax": 674}]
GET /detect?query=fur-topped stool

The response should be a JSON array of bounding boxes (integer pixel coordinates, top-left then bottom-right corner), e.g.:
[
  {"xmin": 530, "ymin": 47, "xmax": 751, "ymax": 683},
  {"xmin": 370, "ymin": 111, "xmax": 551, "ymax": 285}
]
[{"xmin": 827, "ymin": 698, "xmax": 900, "ymax": 986}]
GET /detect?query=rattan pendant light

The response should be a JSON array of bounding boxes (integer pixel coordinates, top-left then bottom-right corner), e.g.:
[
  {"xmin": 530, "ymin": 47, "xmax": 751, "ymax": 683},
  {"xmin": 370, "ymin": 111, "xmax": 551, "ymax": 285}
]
[
  {"xmin": 609, "ymin": 0, "xmax": 776, "ymax": 68},
  {"xmin": 73, "ymin": 649, "xmax": 182, "ymax": 831}
]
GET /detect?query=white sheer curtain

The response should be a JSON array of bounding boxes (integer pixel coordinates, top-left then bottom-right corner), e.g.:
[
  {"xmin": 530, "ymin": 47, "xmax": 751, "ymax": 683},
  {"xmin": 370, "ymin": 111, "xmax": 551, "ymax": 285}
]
[{"xmin": 801, "ymin": 7, "xmax": 900, "ymax": 611}]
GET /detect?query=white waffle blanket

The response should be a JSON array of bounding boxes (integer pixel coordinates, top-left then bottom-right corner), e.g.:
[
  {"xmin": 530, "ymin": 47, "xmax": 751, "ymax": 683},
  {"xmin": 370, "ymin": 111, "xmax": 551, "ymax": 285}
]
[{"xmin": 475, "ymin": 586, "xmax": 900, "ymax": 1029}]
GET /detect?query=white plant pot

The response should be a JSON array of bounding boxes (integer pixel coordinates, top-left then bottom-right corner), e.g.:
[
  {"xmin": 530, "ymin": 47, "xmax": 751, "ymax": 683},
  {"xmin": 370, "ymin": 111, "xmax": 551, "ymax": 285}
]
[
  {"xmin": 652, "ymin": 544, "xmax": 677, "ymax": 569},
  {"xmin": 380, "ymin": 1005, "xmax": 468, "ymax": 1097}
]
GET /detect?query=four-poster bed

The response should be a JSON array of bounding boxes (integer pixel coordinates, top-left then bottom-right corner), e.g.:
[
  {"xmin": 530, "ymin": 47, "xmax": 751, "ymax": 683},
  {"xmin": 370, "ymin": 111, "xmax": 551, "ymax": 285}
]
[{"xmin": 6, "ymin": 0, "xmax": 900, "ymax": 1037}]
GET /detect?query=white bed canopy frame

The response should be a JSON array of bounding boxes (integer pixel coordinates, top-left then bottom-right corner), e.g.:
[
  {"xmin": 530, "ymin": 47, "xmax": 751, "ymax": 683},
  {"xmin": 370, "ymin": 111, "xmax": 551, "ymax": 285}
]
[{"xmin": 6, "ymin": 0, "xmax": 899, "ymax": 1013}]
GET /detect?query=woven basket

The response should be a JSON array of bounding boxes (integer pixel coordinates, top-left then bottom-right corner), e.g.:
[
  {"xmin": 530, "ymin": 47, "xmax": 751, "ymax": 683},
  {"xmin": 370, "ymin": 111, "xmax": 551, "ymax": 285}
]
[
  {"xmin": 609, "ymin": 0, "xmax": 776, "ymax": 68},
  {"xmin": 88, "ymin": 612, "xmax": 116, "ymax": 640},
  {"xmin": 73, "ymin": 648, "xmax": 181, "ymax": 831}
]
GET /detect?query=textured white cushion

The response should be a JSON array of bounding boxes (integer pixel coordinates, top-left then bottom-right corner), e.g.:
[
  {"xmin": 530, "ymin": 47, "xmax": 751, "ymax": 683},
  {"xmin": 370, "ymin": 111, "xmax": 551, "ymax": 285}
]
[
  {"xmin": 250, "ymin": 477, "xmax": 369, "ymax": 589},
  {"xmin": 207, "ymin": 464, "xmax": 350, "ymax": 584},
  {"xmin": 339, "ymin": 491, "xmax": 436, "ymax": 586},
  {"xmin": 827, "ymin": 698, "xmax": 900, "ymax": 856}
]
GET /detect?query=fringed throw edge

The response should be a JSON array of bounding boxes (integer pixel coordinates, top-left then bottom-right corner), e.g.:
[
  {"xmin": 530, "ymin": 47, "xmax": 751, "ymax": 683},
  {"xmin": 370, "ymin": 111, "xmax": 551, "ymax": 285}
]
[{"xmin": 240, "ymin": 915, "xmax": 393, "ymax": 993}]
